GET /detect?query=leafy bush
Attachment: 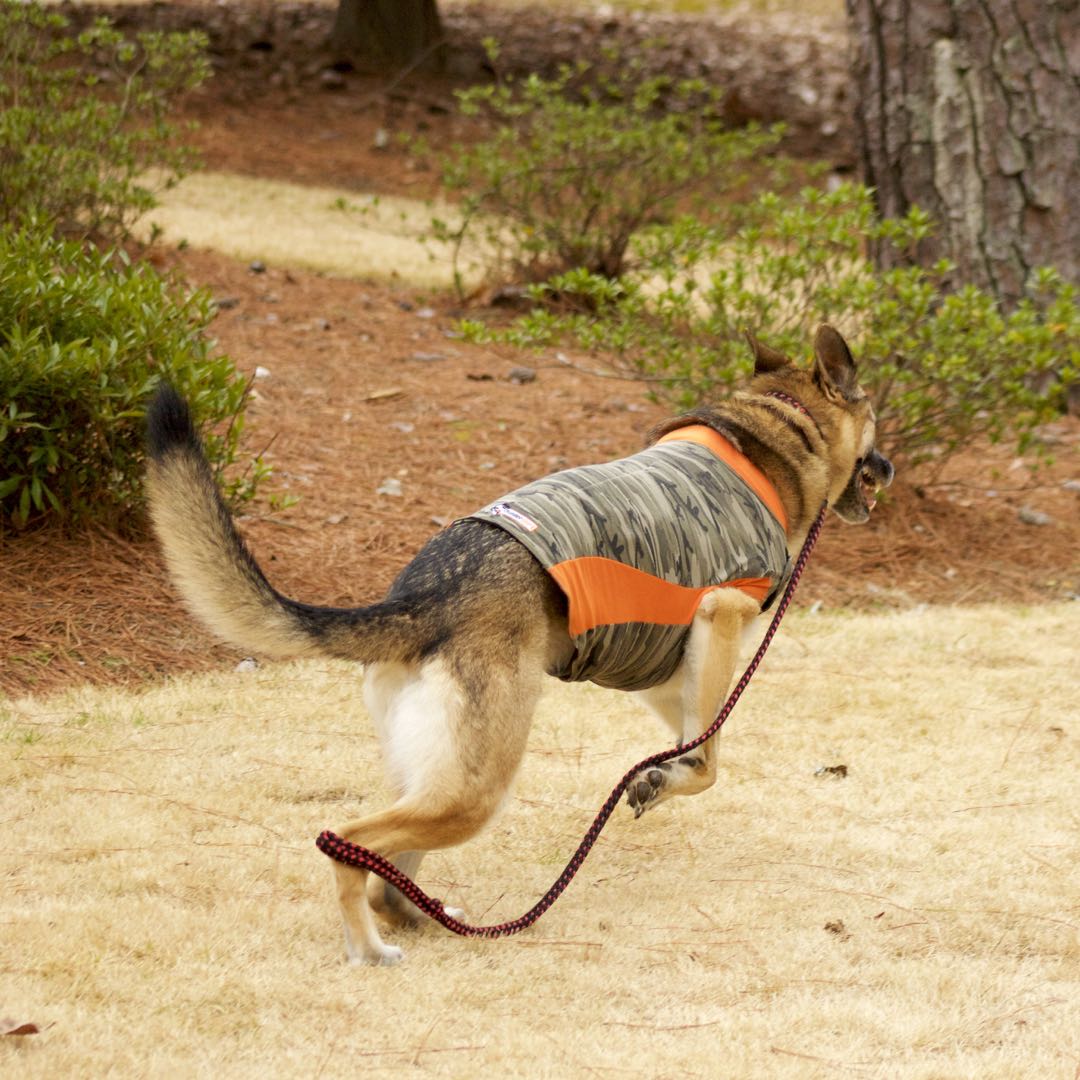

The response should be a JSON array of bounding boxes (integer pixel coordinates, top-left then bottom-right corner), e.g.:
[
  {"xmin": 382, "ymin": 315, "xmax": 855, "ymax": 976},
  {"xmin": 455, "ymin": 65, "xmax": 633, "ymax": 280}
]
[
  {"xmin": 0, "ymin": 229, "xmax": 253, "ymax": 531},
  {"xmin": 0, "ymin": 0, "xmax": 208, "ymax": 241},
  {"xmin": 464, "ymin": 183, "xmax": 1079, "ymax": 464},
  {"xmin": 426, "ymin": 49, "xmax": 783, "ymax": 294}
]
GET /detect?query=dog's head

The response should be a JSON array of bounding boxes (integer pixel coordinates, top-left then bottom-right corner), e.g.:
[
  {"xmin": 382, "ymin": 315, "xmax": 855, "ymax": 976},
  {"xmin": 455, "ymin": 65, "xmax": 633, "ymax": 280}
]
[{"xmin": 747, "ymin": 324, "xmax": 894, "ymax": 524}]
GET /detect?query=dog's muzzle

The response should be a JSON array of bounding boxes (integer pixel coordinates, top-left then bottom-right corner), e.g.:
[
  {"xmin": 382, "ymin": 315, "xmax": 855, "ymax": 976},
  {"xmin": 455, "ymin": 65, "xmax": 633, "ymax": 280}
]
[{"xmin": 860, "ymin": 449, "xmax": 894, "ymax": 510}]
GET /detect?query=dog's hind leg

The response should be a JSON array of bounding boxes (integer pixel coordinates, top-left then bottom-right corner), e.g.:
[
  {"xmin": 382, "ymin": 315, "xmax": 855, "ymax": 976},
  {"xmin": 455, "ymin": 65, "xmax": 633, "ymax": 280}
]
[
  {"xmin": 627, "ymin": 588, "xmax": 760, "ymax": 817},
  {"xmin": 334, "ymin": 643, "xmax": 544, "ymax": 964},
  {"xmin": 332, "ymin": 802, "xmax": 487, "ymax": 966}
]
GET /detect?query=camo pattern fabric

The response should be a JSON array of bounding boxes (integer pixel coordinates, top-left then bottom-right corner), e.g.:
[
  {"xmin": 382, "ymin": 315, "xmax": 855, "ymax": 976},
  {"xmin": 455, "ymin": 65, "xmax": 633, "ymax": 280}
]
[{"xmin": 469, "ymin": 439, "xmax": 790, "ymax": 692}]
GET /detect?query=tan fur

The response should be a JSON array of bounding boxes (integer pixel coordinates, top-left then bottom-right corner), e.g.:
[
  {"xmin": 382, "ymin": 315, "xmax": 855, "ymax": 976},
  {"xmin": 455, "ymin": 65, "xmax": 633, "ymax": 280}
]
[
  {"xmin": 632, "ymin": 588, "xmax": 763, "ymax": 807},
  {"xmin": 145, "ymin": 325, "xmax": 890, "ymax": 965},
  {"xmin": 146, "ymin": 453, "xmax": 321, "ymax": 658}
]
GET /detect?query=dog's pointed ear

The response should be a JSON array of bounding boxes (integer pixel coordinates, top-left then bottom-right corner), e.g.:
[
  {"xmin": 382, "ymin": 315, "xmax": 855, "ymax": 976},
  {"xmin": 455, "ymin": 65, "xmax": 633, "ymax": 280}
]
[
  {"xmin": 745, "ymin": 330, "xmax": 791, "ymax": 375},
  {"xmin": 812, "ymin": 324, "xmax": 859, "ymax": 399}
]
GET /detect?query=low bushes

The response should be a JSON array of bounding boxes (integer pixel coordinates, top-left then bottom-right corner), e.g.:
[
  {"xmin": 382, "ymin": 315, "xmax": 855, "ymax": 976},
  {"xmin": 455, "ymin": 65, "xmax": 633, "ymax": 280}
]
[
  {"xmin": 0, "ymin": 230, "xmax": 251, "ymax": 531},
  {"xmin": 462, "ymin": 184, "xmax": 1079, "ymax": 463},
  {"xmin": 425, "ymin": 52, "xmax": 783, "ymax": 295},
  {"xmin": 0, "ymin": 0, "xmax": 208, "ymax": 242},
  {"xmin": 0, "ymin": 3, "xmax": 258, "ymax": 533}
]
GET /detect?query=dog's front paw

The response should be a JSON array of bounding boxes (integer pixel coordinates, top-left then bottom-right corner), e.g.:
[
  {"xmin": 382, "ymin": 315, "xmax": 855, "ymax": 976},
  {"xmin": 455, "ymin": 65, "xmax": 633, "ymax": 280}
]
[{"xmin": 626, "ymin": 764, "xmax": 669, "ymax": 818}]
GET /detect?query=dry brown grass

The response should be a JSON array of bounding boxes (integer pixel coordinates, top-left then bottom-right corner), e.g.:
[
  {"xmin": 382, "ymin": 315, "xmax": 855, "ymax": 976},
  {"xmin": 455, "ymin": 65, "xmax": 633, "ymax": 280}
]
[
  {"xmin": 2, "ymin": 604, "xmax": 1078, "ymax": 1077},
  {"xmin": 136, "ymin": 171, "xmax": 476, "ymax": 288}
]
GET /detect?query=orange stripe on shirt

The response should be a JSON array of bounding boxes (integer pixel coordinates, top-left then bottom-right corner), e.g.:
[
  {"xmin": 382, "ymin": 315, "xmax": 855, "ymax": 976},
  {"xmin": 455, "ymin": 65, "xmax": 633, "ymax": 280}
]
[
  {"xmin": 656, "ymin": 425, "xmax": 789, "ymax": 533},
  {"xmin": 548, "ymin": 556, "xmax": 773, "ymax": 638}
]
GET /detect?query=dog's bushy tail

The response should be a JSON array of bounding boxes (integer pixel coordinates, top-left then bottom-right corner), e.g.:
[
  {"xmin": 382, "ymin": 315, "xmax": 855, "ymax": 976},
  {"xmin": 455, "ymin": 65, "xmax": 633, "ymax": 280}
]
[{"xmin": 145, "ymin": 385, "xmax": 416, "ymax": 662}]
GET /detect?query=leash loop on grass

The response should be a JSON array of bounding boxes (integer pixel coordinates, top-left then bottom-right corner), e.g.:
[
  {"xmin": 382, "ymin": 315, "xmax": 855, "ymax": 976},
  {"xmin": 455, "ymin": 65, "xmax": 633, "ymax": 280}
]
[{"xmin": 316, "ymin": 504, "xmax": 828, "ymax": 939}]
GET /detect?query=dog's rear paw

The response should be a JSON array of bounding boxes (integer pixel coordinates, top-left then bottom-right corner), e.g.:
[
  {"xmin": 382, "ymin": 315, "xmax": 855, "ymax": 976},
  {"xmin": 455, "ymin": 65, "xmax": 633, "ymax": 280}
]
[
  {"xmin": 626, "ymin": 764, "xmax": 669, "ymax": 818},
  {"xmin": 347, "ymin": 942, "xmax": 404, "ymax": 967},
  {"xmin": 343, "ymin": 924, "xmax": 404, "ymax": 967}
]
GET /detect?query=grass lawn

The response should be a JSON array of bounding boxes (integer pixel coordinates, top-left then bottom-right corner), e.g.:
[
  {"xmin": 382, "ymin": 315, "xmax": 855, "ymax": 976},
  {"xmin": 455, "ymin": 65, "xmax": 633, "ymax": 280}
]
[{"xmin": 3, "ymin": 604, "xmax": 1077, "ymax": 1077}]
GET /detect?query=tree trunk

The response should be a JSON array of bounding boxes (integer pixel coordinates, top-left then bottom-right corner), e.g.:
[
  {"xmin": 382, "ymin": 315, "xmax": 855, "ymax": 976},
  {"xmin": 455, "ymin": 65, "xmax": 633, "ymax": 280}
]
[
  {"xmin": 329, "ymin": 0, "xmax": 444, "ymax": 72},
  {"xmin": 846, "ymin": 0, "xmax": 1080, "ymax": 307}
]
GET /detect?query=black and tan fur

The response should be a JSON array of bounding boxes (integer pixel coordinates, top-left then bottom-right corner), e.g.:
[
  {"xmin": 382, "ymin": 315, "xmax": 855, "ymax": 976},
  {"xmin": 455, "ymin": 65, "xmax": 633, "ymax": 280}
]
[{"xmin": 145, "ymin": 324, "xmax": 893, "ymax": 965}]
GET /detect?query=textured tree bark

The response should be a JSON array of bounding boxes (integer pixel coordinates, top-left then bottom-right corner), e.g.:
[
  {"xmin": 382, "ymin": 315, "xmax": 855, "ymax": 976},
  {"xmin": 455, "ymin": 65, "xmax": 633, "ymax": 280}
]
[
  {"xmin": 329, "ymin": 0, "xmax": 444, "ymax": 72},
  {"xmin": 846, "ymin": 0, "xmax": 1079, "ymax": 306}
]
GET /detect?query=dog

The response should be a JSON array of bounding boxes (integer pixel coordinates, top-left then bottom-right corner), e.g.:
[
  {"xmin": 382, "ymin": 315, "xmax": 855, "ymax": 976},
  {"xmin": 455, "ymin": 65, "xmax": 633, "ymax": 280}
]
[{"xmin": 145, "ymin": 323, "xmax": 893, "ymax": 965}]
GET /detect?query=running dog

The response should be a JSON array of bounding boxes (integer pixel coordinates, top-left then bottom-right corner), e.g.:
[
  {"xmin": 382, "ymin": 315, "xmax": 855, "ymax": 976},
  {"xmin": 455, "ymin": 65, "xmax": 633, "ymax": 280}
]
[{"xmin": 145, "ymin": 323, "xmax": 893, "ymax": 965}]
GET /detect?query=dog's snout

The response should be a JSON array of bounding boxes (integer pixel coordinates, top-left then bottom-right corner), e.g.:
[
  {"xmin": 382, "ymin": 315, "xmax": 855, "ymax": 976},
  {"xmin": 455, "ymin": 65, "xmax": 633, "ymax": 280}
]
[{"xmin": 868, "ymin": 449, "xmax": 894, "ymax": 488}]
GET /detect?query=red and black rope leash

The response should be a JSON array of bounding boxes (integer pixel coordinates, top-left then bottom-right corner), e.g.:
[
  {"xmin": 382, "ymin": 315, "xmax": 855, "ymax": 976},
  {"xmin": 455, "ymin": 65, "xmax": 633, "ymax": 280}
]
[{"xmin": 316, "ymin": 504, "xmax": 828, "ymax": 939}]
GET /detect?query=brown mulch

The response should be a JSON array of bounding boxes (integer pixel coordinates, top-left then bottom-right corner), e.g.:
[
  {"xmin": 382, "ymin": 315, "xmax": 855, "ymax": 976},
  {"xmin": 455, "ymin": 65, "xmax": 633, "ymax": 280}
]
[
  {"xmin": 3, "ymin": 3, "xmax": 1078, "ymax": 699},
  {"xmin": 4, "ymin": 245, "xmax": 1077, "ymax": 698},
  {"xmin": 69, "ymin": 0, "xmax": 854, "ymax": 165}
]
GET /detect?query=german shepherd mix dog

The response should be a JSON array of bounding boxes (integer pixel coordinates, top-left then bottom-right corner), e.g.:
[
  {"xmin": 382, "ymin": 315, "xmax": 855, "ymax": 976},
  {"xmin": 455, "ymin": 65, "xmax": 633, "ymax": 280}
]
[{"xmin": 146, "ymin": 324, "xmax": 893, "ymax": 965}]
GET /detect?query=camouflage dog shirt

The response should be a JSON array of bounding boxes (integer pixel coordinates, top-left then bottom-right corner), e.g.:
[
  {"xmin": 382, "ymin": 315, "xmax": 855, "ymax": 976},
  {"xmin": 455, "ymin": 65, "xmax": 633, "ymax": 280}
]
[{"xmin": 469, "ymin": 426, "xmax": 791, "ymax": 692}]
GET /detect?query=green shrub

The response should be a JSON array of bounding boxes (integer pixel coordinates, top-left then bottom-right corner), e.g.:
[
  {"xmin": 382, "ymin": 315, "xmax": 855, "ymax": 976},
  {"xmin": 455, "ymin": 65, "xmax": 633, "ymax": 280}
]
[
  {"xmin": 465, "ymin": 183, "xmax": 1079, "ymax": 464},
  {"xmin": 0, "ymin": 0, "xmax": 208, "ymax": 241},
  {"xmin": 0, "ymin": 228, "xmax": 253, "ymax": 531},
  {"xmin": 425, "ymin": 49, "xmax": 784, "ymax": 294}
]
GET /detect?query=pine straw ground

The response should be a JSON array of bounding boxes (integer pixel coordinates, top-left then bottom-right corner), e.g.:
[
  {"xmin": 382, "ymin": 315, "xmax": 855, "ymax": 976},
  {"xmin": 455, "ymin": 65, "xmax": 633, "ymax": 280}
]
[
  {"xmin": 2, "ymin": 245, "xmax": 1079, "ymax": 698},
  {"xmin": 2, "ymin": 606, "xmax": 1078, "ymax": 1077}
]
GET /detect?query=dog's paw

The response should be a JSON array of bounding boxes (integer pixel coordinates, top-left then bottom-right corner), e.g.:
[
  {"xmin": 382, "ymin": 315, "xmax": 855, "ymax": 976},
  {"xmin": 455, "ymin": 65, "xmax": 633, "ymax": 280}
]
[
  {"xmin": 347, "ymin": 942, "xmax": 404, "ymax": 967},
  {"xmin": 376, "ymin": 888, "xmax": 466, "ymax": 928},
  {"xmin": 626, "ymin": 764, "xmax": 669, "ymax": 818},
  {"xmin": 343, "ymin": 925, "xmax": 404, "ymax": 967}
]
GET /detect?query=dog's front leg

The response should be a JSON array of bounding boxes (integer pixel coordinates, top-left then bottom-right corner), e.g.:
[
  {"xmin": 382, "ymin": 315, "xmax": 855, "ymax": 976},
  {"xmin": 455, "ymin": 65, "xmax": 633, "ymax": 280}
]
[{"xmin": 628, "ymin": 588, "xmax": 760, "ymax": 817}]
